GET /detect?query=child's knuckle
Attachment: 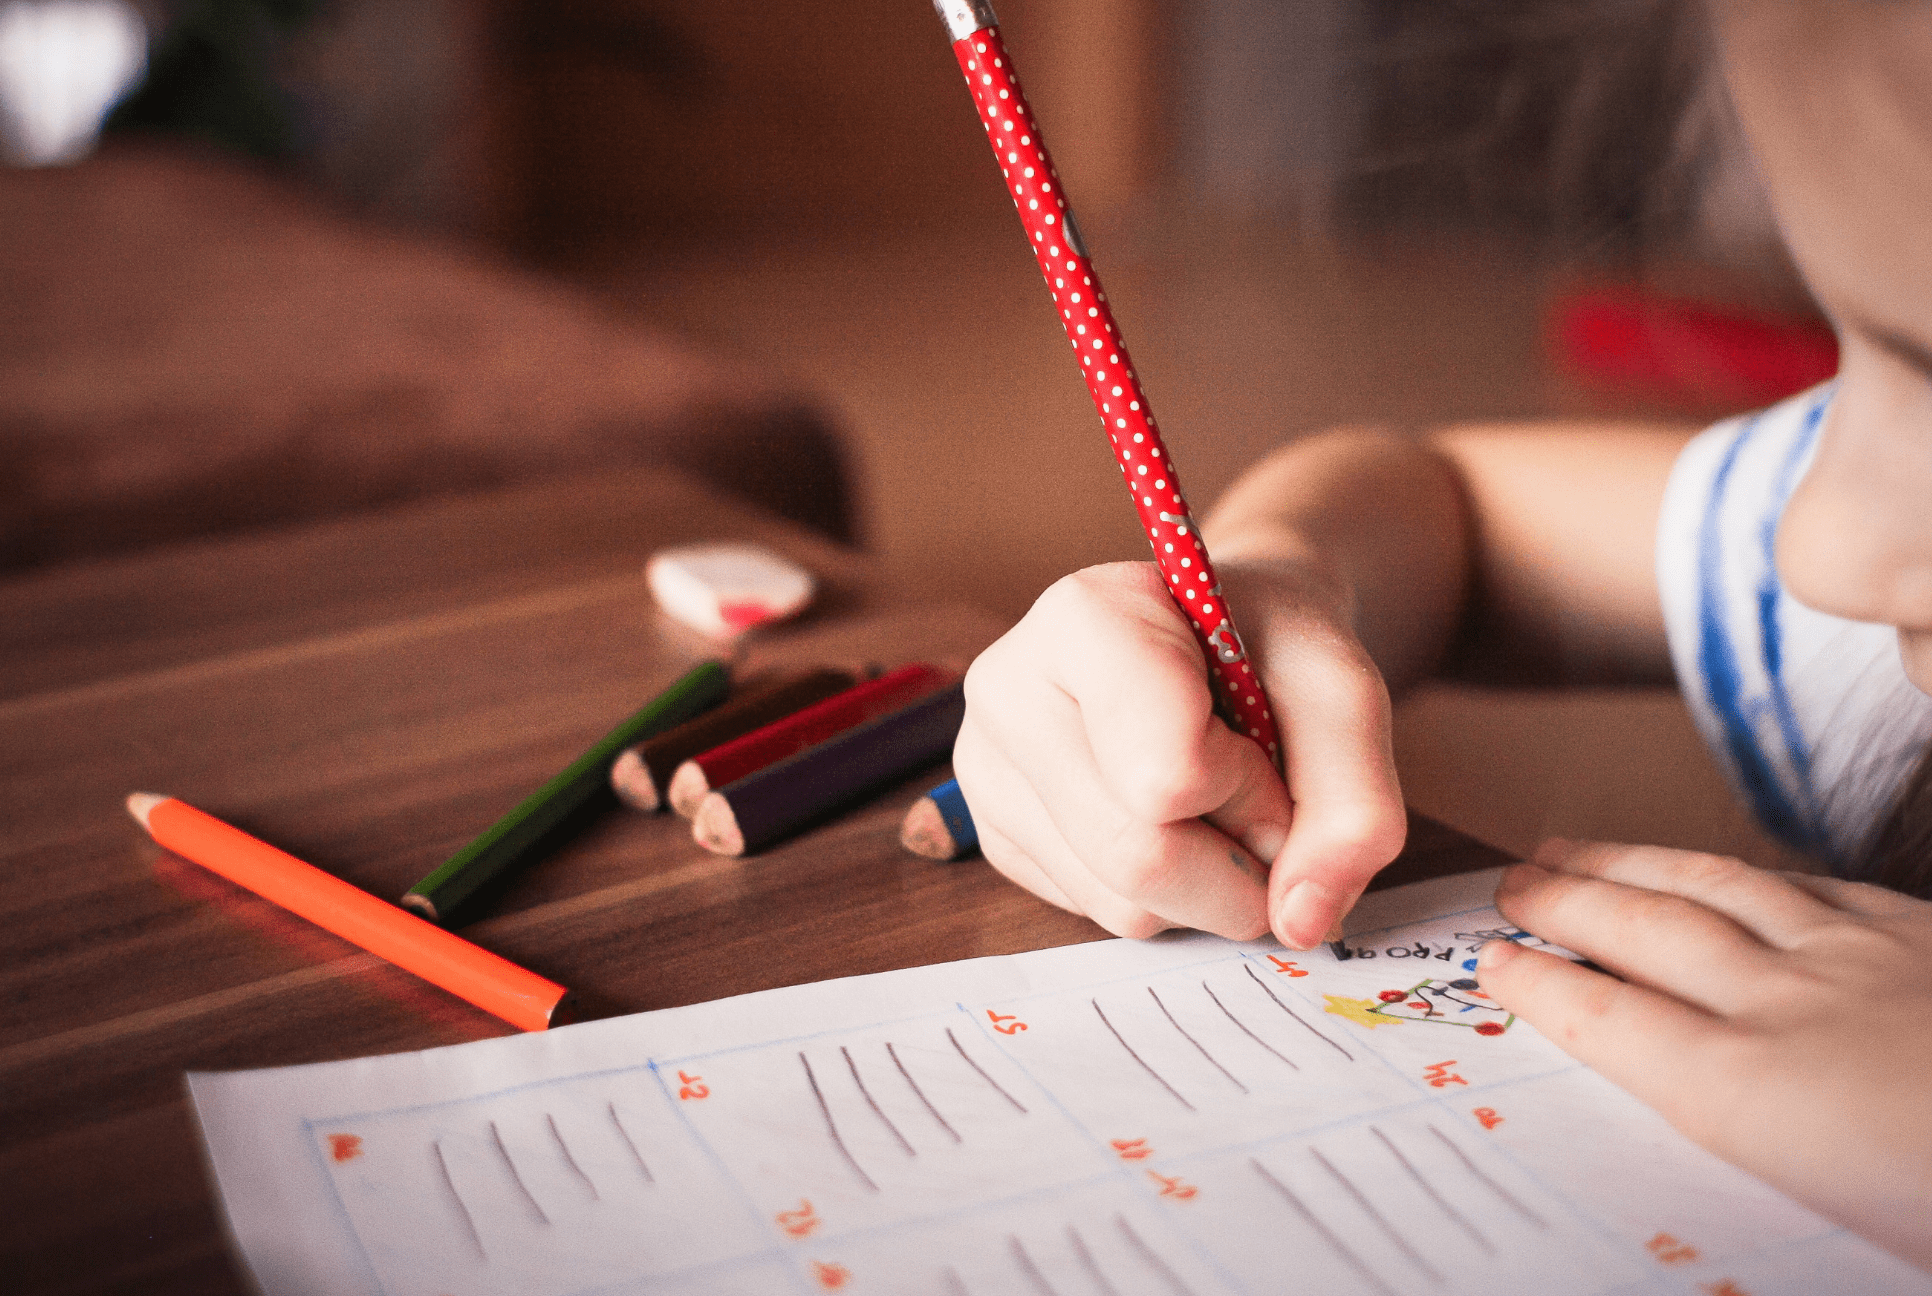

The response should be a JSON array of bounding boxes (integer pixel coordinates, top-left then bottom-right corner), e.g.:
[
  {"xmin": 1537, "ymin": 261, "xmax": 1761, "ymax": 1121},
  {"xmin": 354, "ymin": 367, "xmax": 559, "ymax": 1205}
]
[{"xmin": 1104, "ymin": 824, "xmax": 1181, "ymax": 899}]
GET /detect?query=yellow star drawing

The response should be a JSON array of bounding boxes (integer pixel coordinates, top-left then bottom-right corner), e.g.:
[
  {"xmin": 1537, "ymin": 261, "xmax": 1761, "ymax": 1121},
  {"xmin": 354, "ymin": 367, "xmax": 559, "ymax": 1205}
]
[{"xmin": 1323, "ymin": 995, "xmax": 1403, "ymax": 1028}]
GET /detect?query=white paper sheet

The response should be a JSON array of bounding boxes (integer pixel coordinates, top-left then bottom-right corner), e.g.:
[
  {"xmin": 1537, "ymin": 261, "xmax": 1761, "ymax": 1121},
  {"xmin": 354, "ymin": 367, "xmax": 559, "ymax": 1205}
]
[{"xmin": 188, "ymin": 869, "xmax": 1928, "ymax": 1296}]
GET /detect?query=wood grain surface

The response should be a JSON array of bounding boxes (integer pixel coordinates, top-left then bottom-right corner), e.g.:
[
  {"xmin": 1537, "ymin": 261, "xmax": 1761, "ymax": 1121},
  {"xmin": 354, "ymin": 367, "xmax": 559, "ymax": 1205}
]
[{"xmin": 0, "ymin": 468, "xmax": 1507, "ymax": 1295}]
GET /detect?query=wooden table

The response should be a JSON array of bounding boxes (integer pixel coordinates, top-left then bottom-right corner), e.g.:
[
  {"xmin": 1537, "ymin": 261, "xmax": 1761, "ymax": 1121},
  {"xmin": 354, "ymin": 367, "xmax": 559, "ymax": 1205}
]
[{"xmin": 0, "ymin": 470, "xmax": 1506, "ymax": 1295}]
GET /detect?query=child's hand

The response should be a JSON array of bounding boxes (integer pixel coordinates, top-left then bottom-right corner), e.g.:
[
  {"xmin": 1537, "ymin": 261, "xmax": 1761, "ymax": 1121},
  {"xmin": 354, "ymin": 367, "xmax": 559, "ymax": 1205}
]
[
  {"xmin": 1480, "ymin": 840, "xmax": 1932, "ymax": 1272},
  {"xmin": 954, "ymin": 560, "xmax": 1406, "ymax": 947}
]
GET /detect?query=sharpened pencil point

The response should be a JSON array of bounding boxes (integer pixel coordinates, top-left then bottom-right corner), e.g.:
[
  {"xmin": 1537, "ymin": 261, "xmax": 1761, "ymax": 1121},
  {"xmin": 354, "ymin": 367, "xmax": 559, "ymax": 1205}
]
[
  {"xmin": 899, "ymin": 796, "xmax": 957, "ymax": 860},
  {"xmin": 610, "ymin": 748, "xmax": 660, "ymax": 812},
  {"xmin": 400, "ymin": 893, "xmax": 440, "ymax": 922},
  {"xmin": 666, "ymin": 760, "xmax": 710, "ymax": 819},
  {"xmin": 692, "ymin": 793, "xmax": 745, "ymax": 857},
  {"xmin": 1329, "ymin": 939, "xmax": 1350, "ymax": 961},
  {"xmin": 126, "ymin": 792, "xmax": 167, "ymax": 831}
]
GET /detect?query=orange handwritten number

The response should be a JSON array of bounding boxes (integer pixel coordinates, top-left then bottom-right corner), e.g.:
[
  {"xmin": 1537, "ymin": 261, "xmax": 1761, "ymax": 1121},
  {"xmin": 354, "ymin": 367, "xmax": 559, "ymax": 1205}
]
[
  {"xmin": 1647, "ymin": 1232, "xmax": 1701, "ymax": 1265},
  {"xmin": 1700, "ymin": 1282, "xmax": 1750, "ymax": 1296},
  {"xmin": 1148, "ymin": 1170, "xmax": 1198, "ymax": 1200},
  {"xmin": 987, "ymin": 1010, "xmax": 1028, "ymax": 1035},
  {"xmin": 677, "ymin": 1070, "xmax": 710, "ymax": 1100},
  {"xmin": 1423, "ymin": 1060, "xmax": 1468, "ymax": 1088},
  {"xmin": 1111, "ymin": 1137, "xmax": 1152, "ymax": 1161},
  {"xmin": 327, "ymin": 1134, "xmax": 363, "ymax": 1163},
  {"xmin": 812, "ymin": 1260, "xmax": 852, "ymax": 1289},
  {"xmin": 1473, "ymin": 1107, "xmax": 1503, "ymax": 1130},
  {"xmin": 1267, "ymin": 956, "xmax": 1310, "ymax": 977},
  {"xmin": 776, "ymin": 1199, "xmax": 820, "ymax": 1239}
]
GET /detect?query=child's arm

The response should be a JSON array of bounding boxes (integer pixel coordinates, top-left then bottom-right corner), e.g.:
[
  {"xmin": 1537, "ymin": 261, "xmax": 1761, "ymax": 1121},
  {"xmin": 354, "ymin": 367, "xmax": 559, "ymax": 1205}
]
[
  {"xmin": 1481, "ymin": 840, "xmax": 1932, "ymax": 1272},
  {"xmin": 957, "ymin": 422, "xmax": 1695, "ymax": 948}
]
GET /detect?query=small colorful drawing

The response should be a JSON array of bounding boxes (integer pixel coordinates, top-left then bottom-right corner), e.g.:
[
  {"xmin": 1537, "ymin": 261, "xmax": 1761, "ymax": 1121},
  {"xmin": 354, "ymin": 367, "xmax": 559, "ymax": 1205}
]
[
  {"xmin": 1322, "ymin": 995, "xmax": 1404, "ymax": 1029},
  {"xmin": 1323, "ymin": 979, "xmax": 1515, "ymax": 1034}
]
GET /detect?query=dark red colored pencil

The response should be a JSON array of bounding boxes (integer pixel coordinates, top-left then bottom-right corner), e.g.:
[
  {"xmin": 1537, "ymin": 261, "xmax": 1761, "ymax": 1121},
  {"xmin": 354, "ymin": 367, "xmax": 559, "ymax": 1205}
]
[
  {"xmin": 665, "ymin": 664, "xmax": 951, "ymax": 817},
  {"xmin": 611, "ymin": 667, "xmax": 857, "ymax": 812},
  {"xmin": 693, "ymin": 682, "xmax": 968, "ymax": 856}
]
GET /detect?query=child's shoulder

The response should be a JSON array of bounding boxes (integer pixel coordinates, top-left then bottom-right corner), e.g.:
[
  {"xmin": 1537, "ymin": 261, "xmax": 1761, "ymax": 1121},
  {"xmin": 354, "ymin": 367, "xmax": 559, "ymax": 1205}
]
[
  {"xmin": 1662, "ymin": 382, "xmax": 1835, "ymax": 536},
  {"xmin": 1656, "ymin": 381, "xmax": 1932, "ymax": 867}
]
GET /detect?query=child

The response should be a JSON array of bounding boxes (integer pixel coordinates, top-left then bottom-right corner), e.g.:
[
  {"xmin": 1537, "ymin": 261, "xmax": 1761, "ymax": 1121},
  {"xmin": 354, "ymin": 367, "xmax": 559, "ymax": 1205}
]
[{"xmin": 954, "ymin": 0, "xmax": 1932, "ymax": 1271}]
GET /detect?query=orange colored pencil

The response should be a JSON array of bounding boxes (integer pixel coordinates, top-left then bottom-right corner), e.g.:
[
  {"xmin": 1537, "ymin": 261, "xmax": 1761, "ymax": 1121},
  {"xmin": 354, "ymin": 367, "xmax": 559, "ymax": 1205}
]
[{"xmin": 127, "ymin": 793, "xmax": 571, "ymax": 1031}]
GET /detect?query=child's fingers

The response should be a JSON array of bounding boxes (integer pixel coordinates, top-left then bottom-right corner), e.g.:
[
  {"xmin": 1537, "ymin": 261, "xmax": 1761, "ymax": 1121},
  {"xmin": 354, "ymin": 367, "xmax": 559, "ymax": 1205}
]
[
  {"xmin": 973, "ymin": 821, "xmax": 1081, "ymax": 915},
  {"xmin": 954, "ymin": 716, "xmax": 1161, "ymax": 935},
  {"xmin": 1779, "ymin": 872, "xmax": 1932, "ymax": 919},
  {"xmin": 1474, "ymin": 939, "xmax": 1742, "ymax": 1146},
  {"xmin": 1261, "ymin": 629, "xmax": 1408, "ymax": 949},
  {"xmin": 1494, "ymin": 863, "xmax": 1781, "ymax": 1014},
  {"xmin": 1047, "ymin": 566, "xmax": 1289, "ymax": 829},
  {"xmin": 1023, "ymin": 707, "xmax": 1274, "ymax": 939},
  {"xmin": 1529, "ymin": 839, "xmax": 1841, "ymax": 950},
  {"xmin": 955, "ymin": 713, "xmax": 1268, "ymax": 940}
]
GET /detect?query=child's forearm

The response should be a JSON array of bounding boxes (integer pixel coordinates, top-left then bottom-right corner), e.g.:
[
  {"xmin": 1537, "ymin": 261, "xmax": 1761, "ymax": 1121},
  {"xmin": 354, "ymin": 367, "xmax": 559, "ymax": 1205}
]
[
  {"xmin": 1204, "ymin": 423, "xmax": 1695, "ymax": 691},
  {"xmin": 1204, "ymin": 428, "xmax": 1470, "ymax": 694}
]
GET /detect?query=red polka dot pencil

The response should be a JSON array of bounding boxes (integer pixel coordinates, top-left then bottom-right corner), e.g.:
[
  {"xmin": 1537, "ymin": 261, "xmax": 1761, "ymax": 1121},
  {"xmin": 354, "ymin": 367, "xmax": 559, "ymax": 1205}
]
[
  {"xmin": 932, "ymin": 1, "xmax": 1279, "ymax": 763},
  {"xmin": 664, "ymin": 663, "xmax": 952, "ymax": 817}
]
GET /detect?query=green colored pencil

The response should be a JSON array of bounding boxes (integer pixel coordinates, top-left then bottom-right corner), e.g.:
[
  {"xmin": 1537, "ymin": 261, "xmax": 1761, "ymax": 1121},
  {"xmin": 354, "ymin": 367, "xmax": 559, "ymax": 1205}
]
[{"xmin": 403, "ymin": 660, "xmax": 730, "ymax": 924}]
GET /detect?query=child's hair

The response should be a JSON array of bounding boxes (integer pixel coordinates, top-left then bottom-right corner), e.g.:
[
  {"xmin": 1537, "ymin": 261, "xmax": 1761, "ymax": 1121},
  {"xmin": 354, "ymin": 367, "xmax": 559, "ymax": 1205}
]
[
  {"xmin": 1865, "ymin": 755, "xmax": 1932, "ymax": 896},
  {"xmin": 1341, "ymin": 0, "xmax": 1787, "ymax": 276}
]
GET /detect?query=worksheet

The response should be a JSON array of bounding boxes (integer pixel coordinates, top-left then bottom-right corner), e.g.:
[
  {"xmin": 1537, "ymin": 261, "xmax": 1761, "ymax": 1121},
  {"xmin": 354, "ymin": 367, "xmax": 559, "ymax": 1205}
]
[{"xmin": 189, "ymin": 869, "xmax": 1927, "ymax": 1296}]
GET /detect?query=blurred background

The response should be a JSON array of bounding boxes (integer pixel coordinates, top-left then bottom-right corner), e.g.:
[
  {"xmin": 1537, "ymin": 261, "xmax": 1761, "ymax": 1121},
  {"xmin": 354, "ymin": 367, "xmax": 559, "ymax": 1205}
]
[{"xmin": 2, "ymin": 0, "xmax": 1839, "ymax": 868}]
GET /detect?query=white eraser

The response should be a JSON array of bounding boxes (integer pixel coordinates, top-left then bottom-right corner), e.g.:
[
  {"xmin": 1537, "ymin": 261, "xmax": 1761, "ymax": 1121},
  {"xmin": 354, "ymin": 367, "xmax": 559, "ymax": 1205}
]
[{"xmin": 645, "ymin": 543, "xmax": 816, "ymax": 637}]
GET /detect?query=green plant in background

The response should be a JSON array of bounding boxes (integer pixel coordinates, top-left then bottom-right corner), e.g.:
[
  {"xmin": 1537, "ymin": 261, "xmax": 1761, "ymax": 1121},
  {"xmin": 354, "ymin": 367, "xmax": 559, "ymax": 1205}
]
[{"xmin": 106, "ymin": 0, "xmax": 319, "ymax": 157}]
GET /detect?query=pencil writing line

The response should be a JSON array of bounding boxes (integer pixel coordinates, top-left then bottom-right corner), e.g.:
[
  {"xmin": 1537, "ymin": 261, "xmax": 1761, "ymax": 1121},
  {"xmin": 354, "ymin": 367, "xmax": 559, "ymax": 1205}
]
[
  {"xmin": 843, "ymin": 1044, "xmax": 915, "ymax": 1158},
  {"xmin": 1202, "ymin": 980, "xmax": 1299, "ymax": 1071},
  {"xmin": 1243, "ymin": 963, "xmax": 1353, "ymax": 1060},
  {"xmin": 888, "ymin": 1040, "xmax": 962, "ymax": 1142},
  {"xmin": 1251, "ymin": 1158, "xmax": 1396, "ymax": 1296},
  {"xmin": 1093, "ymin": 998, "xmax": 1194, "ymax": 1112},
  {"xmin": 1148, "ymin": 985, "xmax": 1247, "ymax": 1093},
  {"xmin": 802, "ymin": 1051, "xmax": 878, "ymax": 1193},
  {"xmin": 948, "ymin": 1027, "xmax": 1028, "ymax": 1114}
]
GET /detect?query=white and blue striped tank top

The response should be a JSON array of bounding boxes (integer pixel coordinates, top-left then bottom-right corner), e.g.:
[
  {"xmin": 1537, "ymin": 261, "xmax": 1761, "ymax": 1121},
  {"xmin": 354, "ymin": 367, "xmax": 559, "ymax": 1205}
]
[{"xmin": 1657, "ymin": 382, "xmax": 1932, "ymax": 874}]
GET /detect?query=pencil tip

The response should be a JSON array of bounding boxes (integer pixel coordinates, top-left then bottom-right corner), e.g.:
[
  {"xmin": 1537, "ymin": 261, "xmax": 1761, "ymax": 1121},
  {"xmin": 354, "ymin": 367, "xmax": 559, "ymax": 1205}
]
[
  {"xmin": 665, "ymin": 760, "xmax": 709, "ymax": 819},
  {"xmin": 125, "ymin": 792, "xmax": 166, "ymax": 830},
  {"xmin": 399, "ymin": 892, "xmax": 441, "ymax": 924},
  {"xmin": 899, "ymin": 796, "xmax": 956, "ymax": 859},
  {"xmin": 610, "ymin": 748, "xmax": 660, "ymax": 812},
  {"xmin": 691, "ymin": 793, "xmax": 745, "ymax": 857}
]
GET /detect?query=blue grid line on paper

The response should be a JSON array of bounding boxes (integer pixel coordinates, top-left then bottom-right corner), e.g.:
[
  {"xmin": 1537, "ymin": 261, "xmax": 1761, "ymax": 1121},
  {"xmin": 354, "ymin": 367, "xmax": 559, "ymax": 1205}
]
[
  {"xmin": 1139, "ymin": 1062, "xmax": 1587, "ymax": 1181},
  {"xmin": 639, "ymin": 1057, "xmax": 815, "ymax": 1296},
  {"xmin": 299, "ymin": 1113, "xmax": 394, "ymax": 1296},
  {"xmin": 963, "ymin": 1001, "xmax": 1257, "ymax": 1296},
  {"xmin": 311, "ymin": 912, "xmax": 1509, "ymax": 1129},
  {"xmin": 305, "ymin": 1070, "xmax": 811, "ymax": 1296},
  {"xmin": 554, "ymin": 1243, "xmax": 798, "ymax": 1296},
  {"xmin": 310, "ymin": 1002, "xmax": 982, "ymax": 1128},
  {"xmin": 1403, "ymin": 1058, "xmax": 1690, "ymax": 1278},
  {"xmin": 1593, "ymin": 1223, "xmax": 1875, "ymax": 1296},
  {"xmin": 296, "ymin": 894, "xmax": 1755, "ymax": 1296},
  {"xmin": 1227, "ymin": 942, "xmax": 1660, "ymax": 1284},
  {"xmin": 935, "ymin": 946, "xmax": 1284, "ymax": 1016}
]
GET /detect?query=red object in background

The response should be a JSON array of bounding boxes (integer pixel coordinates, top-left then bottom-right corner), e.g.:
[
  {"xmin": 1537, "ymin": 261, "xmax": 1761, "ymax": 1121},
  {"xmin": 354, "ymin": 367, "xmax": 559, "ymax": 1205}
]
[
  {"xmin": 942, "ymin": 18, "xmax": 1281, "ymax": 766},
  {"xmin": 1551, "ymin": 288, "xmax": 1839, "ymax": 409}
]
